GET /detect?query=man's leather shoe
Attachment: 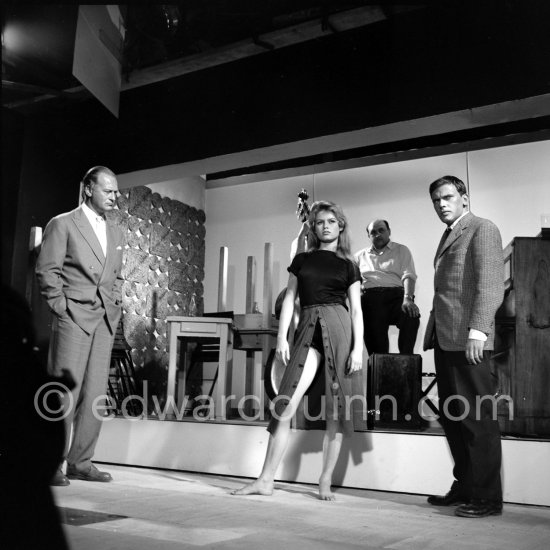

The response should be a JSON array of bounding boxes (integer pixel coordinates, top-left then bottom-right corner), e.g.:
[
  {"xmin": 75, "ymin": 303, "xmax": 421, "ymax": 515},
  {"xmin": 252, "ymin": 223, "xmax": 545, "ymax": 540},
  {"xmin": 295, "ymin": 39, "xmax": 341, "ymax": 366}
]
[
  {"xmin": 66, "ymin": 464, "xmax": 113, "ymax": 482},
  {"xmin": 455, "ymin": 499, "xmax": 503, "ymax": 518},
  {"xmin": 427, "ymin": 482, "xmax": 468, "ymax": 506},
  {"xmin": 51, "ymin": 469, "xmax": 70, "ymax": 486}
]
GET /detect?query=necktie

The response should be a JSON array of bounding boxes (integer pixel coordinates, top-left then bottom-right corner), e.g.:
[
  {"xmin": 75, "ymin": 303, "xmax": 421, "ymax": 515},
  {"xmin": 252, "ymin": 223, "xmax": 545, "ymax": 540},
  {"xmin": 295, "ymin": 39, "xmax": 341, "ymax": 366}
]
[{"xmin": 436, "ymin": 227, "xmax": 452, "ymax": 256}]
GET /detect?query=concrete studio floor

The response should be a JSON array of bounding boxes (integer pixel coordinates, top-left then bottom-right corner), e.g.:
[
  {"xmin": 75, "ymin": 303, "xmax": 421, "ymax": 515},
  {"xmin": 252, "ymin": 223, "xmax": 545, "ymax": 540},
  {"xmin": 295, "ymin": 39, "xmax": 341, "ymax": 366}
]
[{"xmin": 53, "ymin": 464, "xmax": 549, "ymax": 550}]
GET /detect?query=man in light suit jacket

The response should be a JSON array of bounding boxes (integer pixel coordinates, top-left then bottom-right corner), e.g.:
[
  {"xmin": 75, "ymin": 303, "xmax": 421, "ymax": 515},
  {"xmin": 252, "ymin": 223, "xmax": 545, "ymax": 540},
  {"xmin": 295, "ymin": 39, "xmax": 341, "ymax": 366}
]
[
  {"xmin": 423, "ymin": 175, "xmax": 504, "ymax": 518},
  {"xmin": 36, "ymin": 166, "xmax": 124, "ymax": 486}
]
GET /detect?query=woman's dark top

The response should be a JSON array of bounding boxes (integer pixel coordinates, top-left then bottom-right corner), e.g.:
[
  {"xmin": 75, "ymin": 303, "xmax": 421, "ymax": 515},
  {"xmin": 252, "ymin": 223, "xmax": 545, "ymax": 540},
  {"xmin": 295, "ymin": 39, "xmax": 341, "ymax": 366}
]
[
  {"xmin": 267, "ymin": 250, "xmax": 364, "ymax": 435},
  {"xmin": 288, "ymin": 250, "xmax": 361, "ymax": 306}
]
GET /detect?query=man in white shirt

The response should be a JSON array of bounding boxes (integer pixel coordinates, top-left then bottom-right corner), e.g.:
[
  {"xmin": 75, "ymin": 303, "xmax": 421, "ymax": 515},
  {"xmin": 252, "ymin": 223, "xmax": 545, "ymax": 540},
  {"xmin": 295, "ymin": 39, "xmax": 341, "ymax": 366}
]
[
  {"xmin": 354, "ymin": 219, "xmax": 420, "ymax": 354},
  {"xmin": 36, "ymin": 166, "xmax": 124, "ymax": 486}
]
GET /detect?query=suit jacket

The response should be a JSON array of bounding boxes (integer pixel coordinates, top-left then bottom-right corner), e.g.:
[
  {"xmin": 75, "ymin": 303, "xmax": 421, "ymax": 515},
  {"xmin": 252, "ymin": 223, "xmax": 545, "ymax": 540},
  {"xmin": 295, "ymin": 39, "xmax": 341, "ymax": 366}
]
[
  {"xmin": 36, "ymin": 206, "xmax": 124, "ymax": 335},
  {"xmin": 423, "ymin": 212, "xmax": 504, "ymax": 351}
]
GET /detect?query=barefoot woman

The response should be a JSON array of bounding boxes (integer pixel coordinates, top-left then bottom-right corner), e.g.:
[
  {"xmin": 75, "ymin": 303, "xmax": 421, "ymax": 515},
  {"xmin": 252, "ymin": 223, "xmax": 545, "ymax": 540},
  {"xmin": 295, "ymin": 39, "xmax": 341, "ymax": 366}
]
[{"xmin": 232, "ymin": 201, "xmax": 363, "ymax": 500}]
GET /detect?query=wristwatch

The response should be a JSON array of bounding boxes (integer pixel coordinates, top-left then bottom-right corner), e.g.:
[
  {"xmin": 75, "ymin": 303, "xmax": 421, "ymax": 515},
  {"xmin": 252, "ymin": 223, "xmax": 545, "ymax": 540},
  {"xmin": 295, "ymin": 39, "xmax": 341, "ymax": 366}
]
[{"xmin": 404, "ymin": 294, "xmax": 415, "ymax": 301}]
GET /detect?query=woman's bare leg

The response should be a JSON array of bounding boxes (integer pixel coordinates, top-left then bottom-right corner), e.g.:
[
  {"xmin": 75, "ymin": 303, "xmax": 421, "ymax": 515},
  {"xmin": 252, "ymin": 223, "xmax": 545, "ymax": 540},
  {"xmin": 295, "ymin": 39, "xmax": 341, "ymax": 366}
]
[
  {"xmin": 231, "ymin": 348, "xmax": 321, "ymax": 495},
  {"xmin": 318, "ymin": 418, "xmax": 343, "ymax": 500}
]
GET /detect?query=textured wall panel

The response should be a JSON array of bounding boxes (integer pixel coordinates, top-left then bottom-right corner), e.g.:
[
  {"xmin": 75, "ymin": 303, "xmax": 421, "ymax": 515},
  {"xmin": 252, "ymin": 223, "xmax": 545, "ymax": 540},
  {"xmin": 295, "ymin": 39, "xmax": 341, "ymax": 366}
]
[
  {"xmin": 151, "ymin": 192, "xmax": 163, "ymax": 208},
  {"xmin": 145, "ymin": 287, "xmax": 168, "ymax": 319},
  {"xmin": 171, "ymin": 211, "xmax": 188, "ymax": 234},
  {"xmin": 108, "ymin": 208, "xmax": 129, "ymax": 232},
  {"xmin": 114, "ymin": 185, "xmax": 206, "ymax": 408},
  {"xmin": 128, "ymin": 186, "xmax": 152, "ymax": 219},
  {"xmin": 123, "ymin": 249, "xmax": 149, "ymax": 283},
  {"xmin": 124, "ymin": 313, "xmax": 147, "ymax": 350},
  {"xmin": 149, "ymin": 224, "xmax": 171, "ymax": 258},
  {"xmin": 167, "ymin": 264, "xmax": 186, "ymax": 293},
  {"xmin": 116, "ymin": 191, "xmax": 130, "ymax": 210},
  {"xmin": 158, "ymin": 257, "xmax": 169, "ymax": 273}
]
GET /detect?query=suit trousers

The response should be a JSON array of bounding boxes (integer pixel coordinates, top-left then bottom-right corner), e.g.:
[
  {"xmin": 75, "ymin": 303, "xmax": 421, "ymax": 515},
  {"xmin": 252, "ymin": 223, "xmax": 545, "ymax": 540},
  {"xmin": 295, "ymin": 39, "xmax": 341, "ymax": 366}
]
[
  {"xmin": 434, "ymin": 339, "xmax": 502, "ymax": 502},
  {"xmin": 361, "ymin": 288, "xmax": 419, "ymax": 354},
  {"xmin": 47, "ymin": 313, "xmax": 115, "ymax": 472}
]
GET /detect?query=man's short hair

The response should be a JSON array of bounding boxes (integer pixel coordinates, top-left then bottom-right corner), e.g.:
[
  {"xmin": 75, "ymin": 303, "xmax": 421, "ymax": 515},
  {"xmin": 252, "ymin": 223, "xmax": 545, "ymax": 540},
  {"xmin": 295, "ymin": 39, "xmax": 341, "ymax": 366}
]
[
  {"xmin": 80, "ymin": 166, "xmax": 115, "ymax": 199},
  {"xmin": 429, "ymin": 175, "xmax": 467, "ymax": 196},
  {"xmin": 367, "ymin": 219, "xmax": 390, "ymax": 234},
  {"xmin": 81, "ymin": 166, "xmax": 115, "ymax": 188}
]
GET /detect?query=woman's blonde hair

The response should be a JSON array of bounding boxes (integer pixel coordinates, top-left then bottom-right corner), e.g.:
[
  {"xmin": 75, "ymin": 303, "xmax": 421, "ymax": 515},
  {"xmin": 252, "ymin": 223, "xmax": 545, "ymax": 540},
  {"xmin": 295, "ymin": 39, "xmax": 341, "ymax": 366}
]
[{"xmin": 307, "ymin": 201, "xmax": 354, "ymax": 261}]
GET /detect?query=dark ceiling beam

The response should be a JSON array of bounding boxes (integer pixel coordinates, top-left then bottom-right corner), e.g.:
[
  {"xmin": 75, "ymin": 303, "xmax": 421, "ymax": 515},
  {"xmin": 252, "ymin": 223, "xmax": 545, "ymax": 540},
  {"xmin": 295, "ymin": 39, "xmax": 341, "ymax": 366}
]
[
  {"xmin": 3, "ymin": 83, "xmax": 89, "ymax": 109},
  {"xmin": 2, "ymin": 80, "xmax": 71, "ymax": 98},
  {"xmin": 120, "ymin": 5, "xmax": 420, "ymax": 91},
  {"xmin": 114, "ymin": 94, "xmax": 550, "ymax": 190},
  {"xmin": 2, "ymin": 49, "xmax": 73, "ymax": 91},
  {"xmin": 207, "ymin": 123, "xmax": 550, "ymax": 187},
  {"xmin": 3, "ymin": 5, "xmax": 422, "ymax": 110},
  {"xmin": 4, "ymin": 5, "xmax": 424, "ymax": 109}
]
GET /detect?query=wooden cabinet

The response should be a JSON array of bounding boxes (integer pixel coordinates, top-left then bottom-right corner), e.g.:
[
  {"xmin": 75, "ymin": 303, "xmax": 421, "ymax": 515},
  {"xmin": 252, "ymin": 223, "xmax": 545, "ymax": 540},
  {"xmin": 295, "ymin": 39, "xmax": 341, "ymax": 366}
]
[
  {"xmin": 495, "ymin": 237, "xmax": 550, "ymax": 437},
  {"xmin": 367, "ymin": 353, "xmax": 423, "ymax": 430}
]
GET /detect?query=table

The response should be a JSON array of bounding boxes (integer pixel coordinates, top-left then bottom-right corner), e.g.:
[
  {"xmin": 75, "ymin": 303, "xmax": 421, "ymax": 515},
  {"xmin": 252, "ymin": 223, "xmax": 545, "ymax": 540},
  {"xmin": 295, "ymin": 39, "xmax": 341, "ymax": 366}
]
[
  {"xmin": 234, "ymin": 327, "xmax": 278, "ymax": 417},
  {"xmin": 167, "ymin": 316, "xmax": 233, "ymax": 420}
]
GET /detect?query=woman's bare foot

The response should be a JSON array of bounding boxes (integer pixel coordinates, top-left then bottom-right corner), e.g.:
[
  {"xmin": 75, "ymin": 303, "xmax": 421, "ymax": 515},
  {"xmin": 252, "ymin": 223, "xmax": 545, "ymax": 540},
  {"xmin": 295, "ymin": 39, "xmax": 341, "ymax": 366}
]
[
  {"xmin": 231, "ymin": 478, "xmax": 274, "ymax": 496},
  {"xmin": 318, "ymin": 474, "xmax": 335, "ymax": 501}
]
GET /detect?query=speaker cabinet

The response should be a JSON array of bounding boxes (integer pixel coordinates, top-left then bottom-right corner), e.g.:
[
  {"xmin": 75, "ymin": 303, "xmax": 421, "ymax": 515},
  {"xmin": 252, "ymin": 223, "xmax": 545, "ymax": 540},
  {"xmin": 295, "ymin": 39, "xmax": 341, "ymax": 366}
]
[{"xmin": 367, "ymin": 353, "xmax": 422, "ymax": 430}]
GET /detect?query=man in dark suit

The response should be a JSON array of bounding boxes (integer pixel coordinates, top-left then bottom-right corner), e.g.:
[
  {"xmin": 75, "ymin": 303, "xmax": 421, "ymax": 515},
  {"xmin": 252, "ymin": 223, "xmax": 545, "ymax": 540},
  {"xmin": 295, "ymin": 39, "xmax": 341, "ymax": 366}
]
[
  {"xmin": 423, "ymin": 175, "xmax": 504, "ymax": 518},
  {"xmin": 36, "ymin": 166, "xmax": 124, "ymax": 486}
]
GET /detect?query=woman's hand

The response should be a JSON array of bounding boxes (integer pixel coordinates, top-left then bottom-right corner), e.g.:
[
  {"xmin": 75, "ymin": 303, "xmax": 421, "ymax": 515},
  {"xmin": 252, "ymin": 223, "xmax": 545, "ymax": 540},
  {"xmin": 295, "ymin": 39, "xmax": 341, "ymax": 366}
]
[
  {"xmin": 276, "ymin": 337, "xmax": 290, "ymax": 366},
  {"xmin": 346, "ymin": 349, "xmax": 363, "ymax": 374}
]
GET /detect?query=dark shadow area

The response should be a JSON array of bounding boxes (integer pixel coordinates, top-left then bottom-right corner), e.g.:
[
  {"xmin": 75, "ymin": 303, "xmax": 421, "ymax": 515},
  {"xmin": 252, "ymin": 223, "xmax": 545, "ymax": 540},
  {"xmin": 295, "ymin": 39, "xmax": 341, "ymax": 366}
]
[{"xmin": 0, "ymin": 285, "xmax": 71, "ymax": 550}]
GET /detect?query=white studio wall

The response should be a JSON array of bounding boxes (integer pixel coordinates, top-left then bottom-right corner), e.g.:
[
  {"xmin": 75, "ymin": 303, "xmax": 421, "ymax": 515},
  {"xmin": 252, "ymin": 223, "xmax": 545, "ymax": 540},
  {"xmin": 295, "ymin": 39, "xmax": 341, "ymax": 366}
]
[
  {"xmin": 204, "ymin": 140, "xmax": 550, "ymax": 375},
  {"xmin": 467, "ymin": 140, "xmax": 550, "ymax": 246},
  {"xmin": 203, "ymin": 174, "xmax": 316, "ymax": 398},
  {"xmin": 203, "ymin": 173, "xmax": 316, "ymax": 314}
]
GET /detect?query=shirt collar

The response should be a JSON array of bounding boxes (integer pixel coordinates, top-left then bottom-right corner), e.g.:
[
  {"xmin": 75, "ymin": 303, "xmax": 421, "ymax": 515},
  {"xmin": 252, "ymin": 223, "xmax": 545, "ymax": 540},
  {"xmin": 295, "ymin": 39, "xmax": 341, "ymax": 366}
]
[
  {"xmin": 448, "ymin": 210, "xmax": 470, "ymax": 230},
  {"xmin": 81, "ymin": 201, "xmax": 105, "ymax": 222},
  {"xmin": 368, "ymin": 240, "xmax": 394, "ymax": 254}
]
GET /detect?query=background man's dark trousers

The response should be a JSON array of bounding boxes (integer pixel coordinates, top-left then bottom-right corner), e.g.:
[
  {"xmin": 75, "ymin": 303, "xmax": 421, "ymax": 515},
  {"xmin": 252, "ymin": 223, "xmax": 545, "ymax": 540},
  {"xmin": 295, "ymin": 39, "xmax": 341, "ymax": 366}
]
[{"xmin": 361, "ymin": 287, "xmax": 419, "ymax": 354}]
